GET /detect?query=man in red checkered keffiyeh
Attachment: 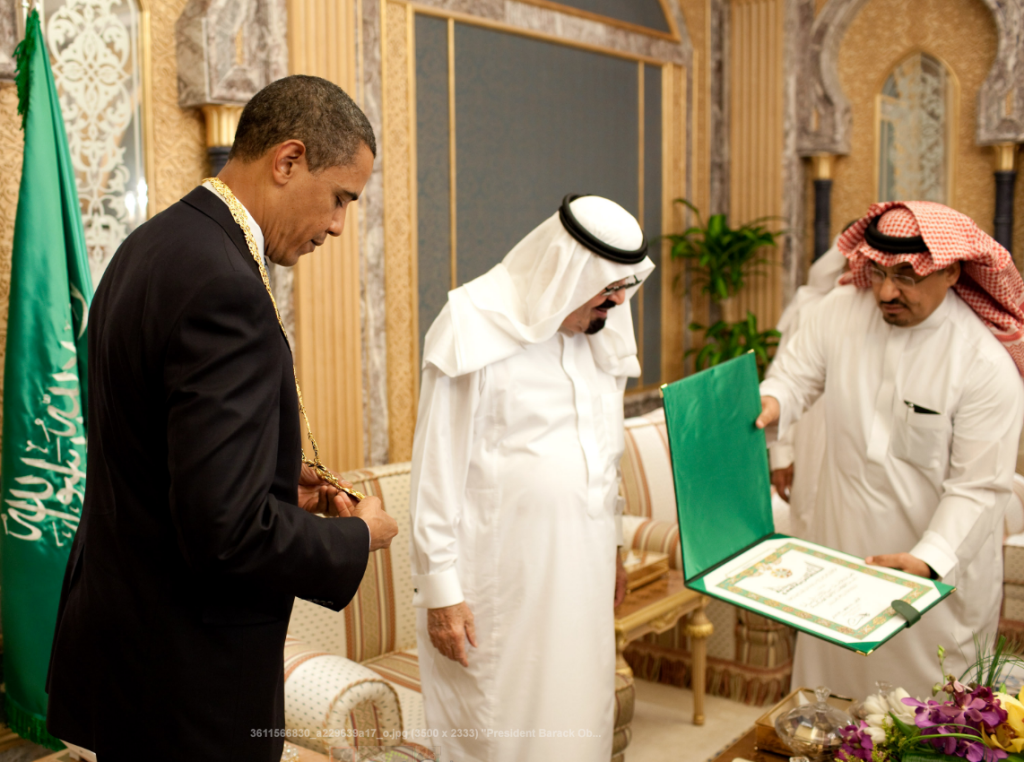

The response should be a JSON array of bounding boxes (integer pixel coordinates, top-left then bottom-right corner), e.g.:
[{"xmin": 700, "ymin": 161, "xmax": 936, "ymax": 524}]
[
  {"xmin": 756, "ymin": 200, "xmax": 1024, "ymax": 701},
  {"xmin": 838, "ymin": 200, "xmax": 1024, "ymax": 376}
]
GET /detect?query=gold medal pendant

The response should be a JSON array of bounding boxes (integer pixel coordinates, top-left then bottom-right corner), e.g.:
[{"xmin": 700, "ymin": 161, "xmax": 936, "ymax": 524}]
[{"xmin": 203, "ymin": 177, "xmax": 365, "ymax": 504}]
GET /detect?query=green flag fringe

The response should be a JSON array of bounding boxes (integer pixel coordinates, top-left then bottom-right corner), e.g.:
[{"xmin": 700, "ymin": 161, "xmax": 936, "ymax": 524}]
[
  {"xmin": 12, "ymin": 9, "xmax": 38, "ymax": 130},
  {"xmin": 5, "ymin": 695, "xmax": 65, "ymax": 751}
]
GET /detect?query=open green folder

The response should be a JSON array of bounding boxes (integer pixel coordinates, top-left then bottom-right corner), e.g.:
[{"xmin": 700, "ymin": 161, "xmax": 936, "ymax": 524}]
[{"xmin": 661, "ymin": 353, "xmax": 954, "ymax": 656}]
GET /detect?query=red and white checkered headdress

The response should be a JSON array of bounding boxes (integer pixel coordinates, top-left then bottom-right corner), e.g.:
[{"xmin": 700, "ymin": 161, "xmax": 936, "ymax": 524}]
[{"xmin": 838, "ymin": 200, "xmax": 1024, "ymax": 377}]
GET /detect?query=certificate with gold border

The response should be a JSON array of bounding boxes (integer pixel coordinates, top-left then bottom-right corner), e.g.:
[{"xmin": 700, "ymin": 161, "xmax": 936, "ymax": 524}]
[{"xmin": 697, "ymin": 537, "xmax": 943, "ymax": 649}]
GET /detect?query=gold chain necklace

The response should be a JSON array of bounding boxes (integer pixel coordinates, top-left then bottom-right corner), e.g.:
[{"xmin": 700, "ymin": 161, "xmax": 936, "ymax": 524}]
[{"xmin": 203, "ymin": 177, "xmax": 364, "ymax": 502}]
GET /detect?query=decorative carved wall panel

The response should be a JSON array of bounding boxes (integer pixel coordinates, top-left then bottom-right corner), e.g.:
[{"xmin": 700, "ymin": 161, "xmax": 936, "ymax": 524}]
[
  {"xmin": 830, "ymin": 0, "xmax": 999, "ymax": 250},
  {"xmin": 176, "ymin": 0, "xmax": 288, "ymax": 107},
  {"xmin": 43, "ymin": 0, "xmax": 147, "ymax": 284},
  {"xmin": 0, "ymin": 0, "xmax": 208, "ymax": 460},
  {"xmin": 976, "ymin": 0, "xmax": 1024, "ymax": 145},
  {"xmin": 877, "ymin": 53, "xmax": 953, "ymax": 204},
  {"xmin": 797, "ymin": 0, "xmax": 1021, "ymax": 155}
]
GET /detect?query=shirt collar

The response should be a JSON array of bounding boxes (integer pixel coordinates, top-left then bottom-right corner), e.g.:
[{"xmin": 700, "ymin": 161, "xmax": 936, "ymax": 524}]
[
  {"xmin": 202, "ymin": 180, "xmax": 266, "ymax": 265},
  {"xmin": 910, "ymin": 289, "xmax": 955, "ymax": 331}
]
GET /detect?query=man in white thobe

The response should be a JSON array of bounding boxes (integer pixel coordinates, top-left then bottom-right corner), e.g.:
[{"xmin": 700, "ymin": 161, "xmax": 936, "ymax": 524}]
[
  {"xmin": 768, "ymin": 241, "xmax": 846, "ymax": 536},
  {"xmin": 757, "ymin": 201, "xmax": 1024, "ymax": 699},
  {"xmin": 409, "ymin": 195, "xmax": 654, "ymax": 762}
]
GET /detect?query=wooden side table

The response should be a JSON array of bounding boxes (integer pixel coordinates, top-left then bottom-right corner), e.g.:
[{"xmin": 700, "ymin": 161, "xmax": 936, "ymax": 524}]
[
  {"xmin": 709, "ymin": 726, "xmax": 788, "ymax": 762},
  {"xmin": 613, "ymin": 570, "xmax": 713, "ymax": 725}
]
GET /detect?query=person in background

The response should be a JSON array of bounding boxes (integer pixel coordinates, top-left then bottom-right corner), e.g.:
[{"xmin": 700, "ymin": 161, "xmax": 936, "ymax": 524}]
[{"xmin": 768, "ymin": 234, "xmax": 848, "ymax": 536}]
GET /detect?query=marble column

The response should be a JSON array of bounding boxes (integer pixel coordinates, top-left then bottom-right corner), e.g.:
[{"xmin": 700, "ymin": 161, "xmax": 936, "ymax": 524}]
[
  {"xmin": 811, "ymin": 154, "xmax": 834, "ymax": 260},
  {"xmin": 993, "ymin": 143, "xmax": 1018, "ymax": 254},
  {"xmin": 0, "ymin": 0, "xmax": 16, "ymax": 81},
  {"xmin": 708, "ymin": 0, "xmax": 730, "ymax": 217}
]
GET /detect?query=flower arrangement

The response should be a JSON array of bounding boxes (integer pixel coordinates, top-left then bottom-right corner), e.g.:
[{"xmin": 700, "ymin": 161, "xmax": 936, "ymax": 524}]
[{"xmin": 837, "ymin": 638, "xmax": 1024, "ymax": 762}]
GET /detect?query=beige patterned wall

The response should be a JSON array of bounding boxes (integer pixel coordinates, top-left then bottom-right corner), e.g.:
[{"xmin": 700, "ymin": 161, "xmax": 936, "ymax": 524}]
[
  {"xmin": 382, "ymin": 0, "xmax": 417, "ymax": 464},
  {"xmin": 0, "ymin": 84, "xmax": 22, "ymax": 442},
  {"xmin": 147, "ymin": 0, "xmax": 207, "ymax": 213},
  {"xmin": 831, "ymin": 0, "xmax": 1000, "ymax": 247}
]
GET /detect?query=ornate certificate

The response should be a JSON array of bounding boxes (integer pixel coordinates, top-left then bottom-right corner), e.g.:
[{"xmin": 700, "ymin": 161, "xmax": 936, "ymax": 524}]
[{"xmin": 699, "ymin": 537, "xmax": 943, "ymax": 646}]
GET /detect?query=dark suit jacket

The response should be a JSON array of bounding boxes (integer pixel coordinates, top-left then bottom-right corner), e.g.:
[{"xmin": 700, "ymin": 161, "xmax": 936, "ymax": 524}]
[{"xmin": 46, "ymin": 187, "xmax": 370, "ymax": 761}]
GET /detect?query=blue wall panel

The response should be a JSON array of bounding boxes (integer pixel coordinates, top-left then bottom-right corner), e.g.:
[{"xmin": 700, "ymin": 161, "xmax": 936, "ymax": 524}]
[
  {"xmin": 552, "ymin": 0, "xmax": 670, "ymax": 33},
  {"xmin": 415, "ymin": 14, "xmax": 452, "ymax": 353},
  {"xmin": 453, "ymin": 23, "xmax": 640, "ymax": 285}
]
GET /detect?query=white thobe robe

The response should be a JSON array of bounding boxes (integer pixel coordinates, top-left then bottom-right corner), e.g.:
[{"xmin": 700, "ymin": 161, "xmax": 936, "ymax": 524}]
[
  {"xmin": 768, "ymin": 246, "xmax": 846, "ymax": 537},
  {"xmin": 409, "ymin": 330, "xmax": 624, "ymax": 762},
  {"xmin": 760, "ymin": 285, "xmax": 1024, "ymax": 699}
]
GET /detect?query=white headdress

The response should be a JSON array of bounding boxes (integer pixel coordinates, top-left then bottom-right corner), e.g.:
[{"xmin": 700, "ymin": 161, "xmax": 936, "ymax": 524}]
[{"xmin": 422, "ymin": 195, "xmax": 656, "ymax": 378}]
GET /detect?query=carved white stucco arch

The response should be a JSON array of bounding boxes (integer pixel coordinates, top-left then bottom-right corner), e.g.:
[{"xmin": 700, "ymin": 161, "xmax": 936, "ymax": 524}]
[{"xmin": 796, "ymin": 0, "xmax": 1024, "ymax": 155}]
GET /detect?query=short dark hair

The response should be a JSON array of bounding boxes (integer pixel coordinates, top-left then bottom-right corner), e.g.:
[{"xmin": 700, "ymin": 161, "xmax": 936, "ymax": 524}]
[{"xmin": 229, "ymin": 75, "xmax": 376, "ymax": 172}]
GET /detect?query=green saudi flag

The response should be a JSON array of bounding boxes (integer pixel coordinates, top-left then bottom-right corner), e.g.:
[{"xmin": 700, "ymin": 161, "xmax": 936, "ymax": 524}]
[{"xmin": 2, "ymin": 9, "xmax": 93, "ymax": 747}]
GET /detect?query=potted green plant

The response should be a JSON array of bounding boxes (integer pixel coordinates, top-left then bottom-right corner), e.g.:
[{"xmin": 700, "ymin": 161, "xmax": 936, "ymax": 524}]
[
  {"xmin": 663, "ymin": 199, "xmax": 785, "ymax": 379},
  {"xmin": 688, "ymin": 312, "xmax": 781, "ymax": 380}
]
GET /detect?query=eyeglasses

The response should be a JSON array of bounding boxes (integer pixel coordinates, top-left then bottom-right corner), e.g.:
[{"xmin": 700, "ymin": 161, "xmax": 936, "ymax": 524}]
[
  {"xmin": 868, "ymin": 266, "xmax": 933, "ymax": 290},
  {"xmin": 601, "ymin": 275, "xmax": 643, "ymax": 296}
]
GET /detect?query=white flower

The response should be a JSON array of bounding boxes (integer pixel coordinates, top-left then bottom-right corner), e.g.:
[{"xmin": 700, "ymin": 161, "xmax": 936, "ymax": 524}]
[
  {"xmin": 859, "ymin": 687, "xmax": 916, "ymax": 733},
  {"xmin": 861, "ymin": 694, "xmax": 889, "ymax": 716},
  {"xmin": 887, "ymin": 688, "xmax": 915, "ymax": 722},
  {"xmin": 865, "ymin": 713, "xmax": 888, "ymax": 729},
  {"xmin": 864, "ymin": 725, "xmax": 887, "ymax": 745}
]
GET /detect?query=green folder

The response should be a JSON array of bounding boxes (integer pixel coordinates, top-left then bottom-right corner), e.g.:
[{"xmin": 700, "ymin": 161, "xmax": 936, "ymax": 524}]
[{"xmin": 661, "ymin": 353, "xmax": 954, "ymax": 655}]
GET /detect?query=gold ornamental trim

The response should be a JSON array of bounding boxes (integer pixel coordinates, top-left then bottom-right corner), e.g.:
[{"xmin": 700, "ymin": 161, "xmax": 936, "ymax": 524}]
[{"xmin": 201, "ymin": 105, "xmax": 244, "ymax": 149}]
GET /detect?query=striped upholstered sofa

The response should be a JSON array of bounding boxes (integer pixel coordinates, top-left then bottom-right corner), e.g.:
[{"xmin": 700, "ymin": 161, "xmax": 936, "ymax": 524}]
[{"xmin": 282, "ymin": 462, "xmax": 636, "ymax": 760}]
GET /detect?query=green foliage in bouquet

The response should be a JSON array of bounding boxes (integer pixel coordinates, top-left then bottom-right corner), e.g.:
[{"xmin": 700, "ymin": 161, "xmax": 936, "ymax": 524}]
[
  {"xmin": 961, "ymin": 636, "xmax": 1024, "ymax": 694},
  {"xmin": 837, "ymin": 638, "xmax": 1024, "ymax": 762},
  {"xmin": 686, "ymin": 312, "xmax": 781, "ymax": 381}
]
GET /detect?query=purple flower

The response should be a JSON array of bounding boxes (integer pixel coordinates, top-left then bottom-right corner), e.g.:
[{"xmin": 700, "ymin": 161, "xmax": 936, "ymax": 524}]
[
  {"xmin": 902, "ymin": 685, "xmax": 1008, "ymax": 734},
  {"xmin": 963, "ymin": 687, "xmax": 1008, "ymax": 732},
  {"xmin": 837, "ymin": 721, "xmax": 874, "ymax": 762},
  {"xmin": 899, "ymin": 682, "xmax": 1010, "ymax": 762}
]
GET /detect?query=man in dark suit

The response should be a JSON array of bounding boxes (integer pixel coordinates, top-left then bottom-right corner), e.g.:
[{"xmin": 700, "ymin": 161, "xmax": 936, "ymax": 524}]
[{"xmin": 46, "ymin": 75, "xmax": 397, "ymax": 761}]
